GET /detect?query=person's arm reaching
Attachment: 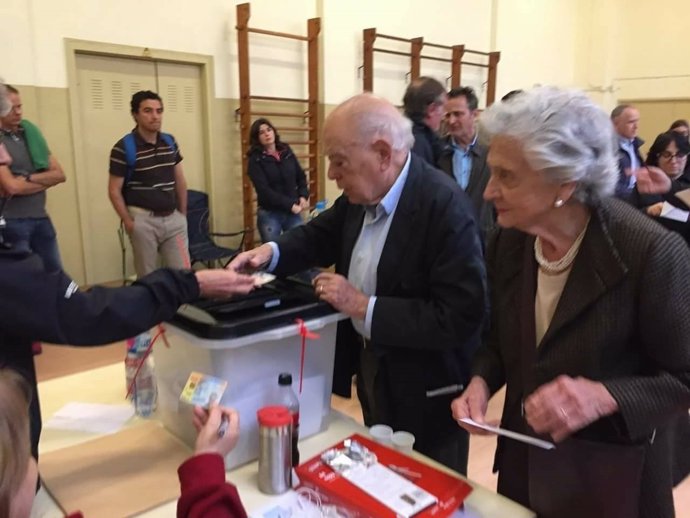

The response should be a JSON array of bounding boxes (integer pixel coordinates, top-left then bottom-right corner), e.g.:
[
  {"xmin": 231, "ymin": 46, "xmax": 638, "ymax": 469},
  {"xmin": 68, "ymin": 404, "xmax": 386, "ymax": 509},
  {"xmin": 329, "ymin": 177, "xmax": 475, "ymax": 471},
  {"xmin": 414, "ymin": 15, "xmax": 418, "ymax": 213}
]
[
  {"xmin": 0, "ymin": 254, "xmax": 255, "ymax": 346},
  {"xmin": 177, "ymin": 407, "xmax": 248, "ymax": 518}
]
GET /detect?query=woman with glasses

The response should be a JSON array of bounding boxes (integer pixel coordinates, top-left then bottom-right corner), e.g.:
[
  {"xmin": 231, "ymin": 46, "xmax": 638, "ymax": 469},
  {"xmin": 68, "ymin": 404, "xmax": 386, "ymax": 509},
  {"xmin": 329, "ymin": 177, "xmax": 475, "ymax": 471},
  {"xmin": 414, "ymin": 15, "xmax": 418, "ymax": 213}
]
[{"xmin": 637, "ymin": 131, "xmax": 690, "ymax": 218}]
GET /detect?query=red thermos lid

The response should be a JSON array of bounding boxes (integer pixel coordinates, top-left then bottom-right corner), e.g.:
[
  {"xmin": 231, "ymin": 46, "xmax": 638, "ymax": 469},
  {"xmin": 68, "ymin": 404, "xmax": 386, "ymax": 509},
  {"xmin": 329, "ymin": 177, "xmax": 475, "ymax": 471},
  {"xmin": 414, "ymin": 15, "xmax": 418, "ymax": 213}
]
[{"xmin": 257, "ymin": 405, "xmax": 291, "ymax": 427}]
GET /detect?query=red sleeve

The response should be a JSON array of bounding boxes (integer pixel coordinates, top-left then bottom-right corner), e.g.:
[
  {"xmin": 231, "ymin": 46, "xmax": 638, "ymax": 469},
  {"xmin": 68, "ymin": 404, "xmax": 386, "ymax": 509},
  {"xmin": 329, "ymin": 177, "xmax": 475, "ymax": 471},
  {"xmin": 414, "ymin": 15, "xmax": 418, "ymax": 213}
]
[{"xmin": 177, "ymin": 453, "xmax": 248, "ymax": 518}]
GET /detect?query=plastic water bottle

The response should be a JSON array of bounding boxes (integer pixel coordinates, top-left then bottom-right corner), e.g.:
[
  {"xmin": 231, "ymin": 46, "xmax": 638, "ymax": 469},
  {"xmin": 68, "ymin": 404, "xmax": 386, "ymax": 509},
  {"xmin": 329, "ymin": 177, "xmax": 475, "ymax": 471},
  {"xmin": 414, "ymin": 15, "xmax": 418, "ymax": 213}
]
[
  {"xmin": 309, "ymin": 200, "xmax": 327, "ymax": 220},
  {"xmin": 124, "ymin": 331, "xmax": 158, "ymax": 417},
  {"xmin": 276, "ymin": 373, "xmax": 300, "ymax": 466}
]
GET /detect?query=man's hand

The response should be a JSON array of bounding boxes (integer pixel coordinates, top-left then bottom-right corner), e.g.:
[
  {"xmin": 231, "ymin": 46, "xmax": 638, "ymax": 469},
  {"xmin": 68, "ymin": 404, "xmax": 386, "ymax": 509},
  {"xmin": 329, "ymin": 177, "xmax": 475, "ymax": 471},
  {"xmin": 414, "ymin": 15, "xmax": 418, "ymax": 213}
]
[
  {"xmin": 313, "ymin": 272, "xmax": 369, "ymax": 319},
  {"xmin": 192, "ymin": 405, "xmax": 240, "ymax": 457},
  {"xmin": 227, "ymin": 243, "xmax": 274, "ymax": 273},
  {"xmin": 123, "ymin": 218, "xmax": 135, "ymax": 234},
  {"xmin": 636, "ymin": 166, "xmax": 671, "ymax": 195},
  {"xmin": 298, "ymin": 197, "xmax": 310, "ymax": 211},
  {"xmin": 451, "ymin": 376, "xmax": 495, "ymax": 435},
  {"xmin": 195, "ymin": 269, "xmax": 255, "ymax": 298},
  {"xmin": 291, "ymin": 203, "xmax": 302, "ymax": 215},
  {"xmin": 523, "ymin": 375, "xmax": 619, "ymax": 443}
]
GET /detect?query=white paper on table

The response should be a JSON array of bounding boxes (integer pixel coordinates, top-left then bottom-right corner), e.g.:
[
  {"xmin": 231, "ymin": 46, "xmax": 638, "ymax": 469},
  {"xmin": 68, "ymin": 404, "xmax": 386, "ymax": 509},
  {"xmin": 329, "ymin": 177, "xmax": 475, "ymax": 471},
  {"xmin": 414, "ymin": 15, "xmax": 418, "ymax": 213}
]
[
  {"xmin": 458, "ymin": 417, "xmax": 555, "ymax": 450},
  {"xmin": 342, "ymin": 463, "xmax": 437, "ymax": 517},
  {"xmin": 674, "ymin": 188, "xmax": 690, "ymax": 208},
  {"xmin": 660, "ymin": 201, "xmax": 690, "ymax": 222},
  {"xmin": 44, "ymin": 402, "xmax": 134, "ymax": 434}
]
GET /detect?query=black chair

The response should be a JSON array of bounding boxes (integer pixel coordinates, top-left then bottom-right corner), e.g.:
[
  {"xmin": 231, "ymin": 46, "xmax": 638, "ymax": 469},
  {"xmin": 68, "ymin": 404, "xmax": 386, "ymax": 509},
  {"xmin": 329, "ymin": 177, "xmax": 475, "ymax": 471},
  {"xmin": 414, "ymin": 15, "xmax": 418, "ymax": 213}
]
[{"xmin": 187, "ymin": 190, "xmax": 247, "ymax": 268}]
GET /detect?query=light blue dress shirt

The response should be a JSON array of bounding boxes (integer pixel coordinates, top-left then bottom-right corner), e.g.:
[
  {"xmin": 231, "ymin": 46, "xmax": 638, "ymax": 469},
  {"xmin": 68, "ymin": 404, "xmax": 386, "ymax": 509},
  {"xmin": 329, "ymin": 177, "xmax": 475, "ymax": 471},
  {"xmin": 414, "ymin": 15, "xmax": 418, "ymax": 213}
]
[
  {"xmin": 619, "ymin": 137, "xmax": 639, "ymax": 189},
  {"xmin": 451, "ymin": 133, "xmax": 477, "ymax": 190},
  {"xmin": 267, "ymin": 153, "xmax": 412, "ymax": 340}
]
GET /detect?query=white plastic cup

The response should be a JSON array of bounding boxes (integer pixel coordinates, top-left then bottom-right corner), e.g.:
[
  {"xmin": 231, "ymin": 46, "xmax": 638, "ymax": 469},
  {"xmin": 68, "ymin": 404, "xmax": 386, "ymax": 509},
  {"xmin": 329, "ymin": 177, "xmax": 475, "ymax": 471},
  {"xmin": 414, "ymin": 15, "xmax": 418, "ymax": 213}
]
[
  {"xmin": 369, "ymin": 424, "xmax": 393, "ymax": 445},
  {"xmin": 391, "ymin": 431, "xmax": 415, "ymax": 453}
]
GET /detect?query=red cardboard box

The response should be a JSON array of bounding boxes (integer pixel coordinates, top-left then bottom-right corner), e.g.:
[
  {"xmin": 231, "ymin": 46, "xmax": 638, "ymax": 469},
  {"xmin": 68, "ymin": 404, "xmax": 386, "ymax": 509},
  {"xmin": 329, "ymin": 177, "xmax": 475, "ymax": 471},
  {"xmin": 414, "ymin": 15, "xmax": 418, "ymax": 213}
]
[{"xmin": 296, "ymin": 433, "xmax": 472, "ymax": 518}]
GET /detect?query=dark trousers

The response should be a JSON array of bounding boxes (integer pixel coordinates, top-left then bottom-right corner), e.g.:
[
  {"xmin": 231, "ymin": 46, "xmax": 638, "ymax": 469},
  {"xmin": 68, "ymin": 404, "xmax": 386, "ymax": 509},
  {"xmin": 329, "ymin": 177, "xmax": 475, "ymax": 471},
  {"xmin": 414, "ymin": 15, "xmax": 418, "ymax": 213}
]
[
  {"xmin": 357, "ymin": 345, "xmax": 469, "ymax": 475},
  {"xmin": 4, "ymin": 217, "xmax": 62, "ymax": 272}
]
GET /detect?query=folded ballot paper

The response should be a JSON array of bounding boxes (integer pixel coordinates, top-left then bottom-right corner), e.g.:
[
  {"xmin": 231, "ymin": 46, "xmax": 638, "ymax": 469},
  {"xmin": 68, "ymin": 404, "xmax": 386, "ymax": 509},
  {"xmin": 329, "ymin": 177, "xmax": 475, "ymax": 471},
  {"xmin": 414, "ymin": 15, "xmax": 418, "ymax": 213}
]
[{"xmin": 660, "ymin": 201, "xmax": 690, "ymax": 223}]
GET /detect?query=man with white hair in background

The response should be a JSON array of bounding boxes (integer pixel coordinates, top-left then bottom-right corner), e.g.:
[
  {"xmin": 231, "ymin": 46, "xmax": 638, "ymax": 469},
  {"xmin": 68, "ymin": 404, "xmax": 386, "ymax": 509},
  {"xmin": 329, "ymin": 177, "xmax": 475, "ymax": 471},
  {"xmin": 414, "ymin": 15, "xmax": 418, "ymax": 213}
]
[
  {"xmin": 230, "ymin": 93, "xmax": 487, "ymax": 474},
  {"xmin": 0, "ymin": 84, "xmax": 66, "ymax": 271}
]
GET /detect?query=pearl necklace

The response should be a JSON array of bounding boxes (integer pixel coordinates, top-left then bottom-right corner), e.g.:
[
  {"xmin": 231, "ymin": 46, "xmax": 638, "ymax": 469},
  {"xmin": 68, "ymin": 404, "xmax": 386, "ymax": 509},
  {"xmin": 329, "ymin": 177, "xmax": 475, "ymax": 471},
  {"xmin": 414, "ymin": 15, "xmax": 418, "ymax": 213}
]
[{"xmin": 534, "ymin": 218, "xmax": 590, "ymax": 275}]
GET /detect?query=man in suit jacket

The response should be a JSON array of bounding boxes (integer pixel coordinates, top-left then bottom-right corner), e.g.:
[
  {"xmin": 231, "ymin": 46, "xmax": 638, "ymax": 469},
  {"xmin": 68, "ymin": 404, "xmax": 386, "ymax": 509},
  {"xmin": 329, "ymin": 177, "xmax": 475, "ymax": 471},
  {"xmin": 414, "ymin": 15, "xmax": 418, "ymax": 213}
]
[
  {"xmin": 611, "ymin": 104, "xmax": 645, "ymax": 199},
  {"xmin": 437, "ymin": 87, "xmax": 494, "ymax": 238},
  {"xmin": 403, "ymin": 77, "xmax": 447, "ymax": 166},
  {"xmin": 230, "ymin": 93, "xmax": 487, "ymax": 474}
]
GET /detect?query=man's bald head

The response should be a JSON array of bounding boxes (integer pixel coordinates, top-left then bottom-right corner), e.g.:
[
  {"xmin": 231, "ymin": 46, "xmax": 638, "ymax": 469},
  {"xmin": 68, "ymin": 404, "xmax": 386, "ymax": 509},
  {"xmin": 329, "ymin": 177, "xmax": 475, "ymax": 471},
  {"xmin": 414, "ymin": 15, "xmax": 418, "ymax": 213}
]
[
  {"xmin": 324, "ymin": 94, "xmax": 413, "ymax": 205},
  {"xmin": 326, "ymin": 93, "xmax": 414, "ymax": 151}
]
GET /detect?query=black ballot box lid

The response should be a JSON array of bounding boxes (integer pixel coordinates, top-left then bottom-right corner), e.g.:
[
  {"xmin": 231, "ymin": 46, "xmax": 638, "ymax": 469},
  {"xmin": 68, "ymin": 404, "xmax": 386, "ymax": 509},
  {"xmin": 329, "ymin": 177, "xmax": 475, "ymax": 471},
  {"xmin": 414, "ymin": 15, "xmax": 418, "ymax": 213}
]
[{"xmin": 167, "ymin": 276, "xmax": 337, "ymax": 340}]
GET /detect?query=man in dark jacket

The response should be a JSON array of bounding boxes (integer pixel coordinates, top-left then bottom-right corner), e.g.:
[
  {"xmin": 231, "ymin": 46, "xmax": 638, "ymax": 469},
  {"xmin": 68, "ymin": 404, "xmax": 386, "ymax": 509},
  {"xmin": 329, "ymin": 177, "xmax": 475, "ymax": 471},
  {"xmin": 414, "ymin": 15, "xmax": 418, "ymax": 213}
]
[
  {"xmin": 612, "ymin": 104, "xmax": 644, "ymax": 199},
  {"xmin": 230, "ymin": 93, "xmax": 487, "ymax": 475},
  {"xmin": 403, "ymin": 77, "xmax": 447, "ymax": 166},
  {"xmin": 0, "ymin": 246, "xmax": 255, "ymax": 461},
  {"xmin": 437, "ymin": 86, "xmax": 494, "ymax": 238}
]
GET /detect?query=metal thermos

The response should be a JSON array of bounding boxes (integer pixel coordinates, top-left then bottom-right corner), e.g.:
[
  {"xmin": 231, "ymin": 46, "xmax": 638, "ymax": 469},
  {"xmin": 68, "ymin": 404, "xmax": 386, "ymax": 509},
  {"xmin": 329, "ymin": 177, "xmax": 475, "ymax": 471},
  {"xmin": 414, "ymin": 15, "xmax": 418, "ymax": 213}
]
[{"xmin": 257, "ymin": 405, "xmax": 292, "ymax": 494}]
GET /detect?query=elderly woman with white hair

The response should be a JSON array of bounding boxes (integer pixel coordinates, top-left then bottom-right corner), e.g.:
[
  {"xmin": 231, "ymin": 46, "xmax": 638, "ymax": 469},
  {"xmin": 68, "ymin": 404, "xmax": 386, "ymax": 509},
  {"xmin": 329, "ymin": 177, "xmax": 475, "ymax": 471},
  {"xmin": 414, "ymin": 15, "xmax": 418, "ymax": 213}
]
[{"xmin": 452, "ymin": 87, "xmax": 690, "ymax": 518}]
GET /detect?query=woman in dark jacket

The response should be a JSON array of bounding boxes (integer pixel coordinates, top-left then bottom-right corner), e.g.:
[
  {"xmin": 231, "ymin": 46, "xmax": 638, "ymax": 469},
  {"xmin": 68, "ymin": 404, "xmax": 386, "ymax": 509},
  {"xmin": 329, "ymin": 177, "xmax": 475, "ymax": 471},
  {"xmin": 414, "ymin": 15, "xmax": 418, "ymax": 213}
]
[{"xmin": 247, "ymin": 118, "xmax": 309, "ymax": 243}]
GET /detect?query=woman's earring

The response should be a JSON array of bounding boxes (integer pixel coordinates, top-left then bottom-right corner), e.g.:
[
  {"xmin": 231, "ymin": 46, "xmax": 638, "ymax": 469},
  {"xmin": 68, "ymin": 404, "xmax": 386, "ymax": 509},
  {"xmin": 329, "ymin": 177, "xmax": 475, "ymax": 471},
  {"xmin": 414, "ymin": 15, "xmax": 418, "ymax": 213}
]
[{"xmin": 554, "ymin": 199, "xmax": 565, "ymax": 208}]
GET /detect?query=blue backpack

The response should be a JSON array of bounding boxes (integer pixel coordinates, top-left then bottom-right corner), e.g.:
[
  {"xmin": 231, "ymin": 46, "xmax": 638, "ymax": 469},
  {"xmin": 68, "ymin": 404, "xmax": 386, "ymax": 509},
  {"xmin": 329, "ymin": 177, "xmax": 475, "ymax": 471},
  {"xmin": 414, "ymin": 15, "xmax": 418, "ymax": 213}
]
[{"xmin": 121, "ymin": 132, "xmax": 176, "ymax": 190}]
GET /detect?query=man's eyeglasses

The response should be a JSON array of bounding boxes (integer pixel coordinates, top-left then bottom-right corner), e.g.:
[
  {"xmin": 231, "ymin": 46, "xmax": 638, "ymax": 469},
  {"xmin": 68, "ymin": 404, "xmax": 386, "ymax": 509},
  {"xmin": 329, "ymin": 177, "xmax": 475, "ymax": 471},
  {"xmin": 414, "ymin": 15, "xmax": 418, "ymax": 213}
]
[{"xmin": 660, "ymin": 151, "xmax": 688, "ymax": 160}]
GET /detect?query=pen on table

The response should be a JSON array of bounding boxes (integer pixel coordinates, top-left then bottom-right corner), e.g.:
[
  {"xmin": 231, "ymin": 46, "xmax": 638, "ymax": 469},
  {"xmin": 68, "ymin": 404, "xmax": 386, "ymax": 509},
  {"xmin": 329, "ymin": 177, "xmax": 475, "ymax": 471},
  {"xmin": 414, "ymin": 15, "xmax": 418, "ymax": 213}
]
[
  {"xmin": 218, "ymin": 415, "xmax": 229, "ymax": 438},
  {"xmin": 425, "ymin": 384, "xmax": 464, "ymax": 398}
]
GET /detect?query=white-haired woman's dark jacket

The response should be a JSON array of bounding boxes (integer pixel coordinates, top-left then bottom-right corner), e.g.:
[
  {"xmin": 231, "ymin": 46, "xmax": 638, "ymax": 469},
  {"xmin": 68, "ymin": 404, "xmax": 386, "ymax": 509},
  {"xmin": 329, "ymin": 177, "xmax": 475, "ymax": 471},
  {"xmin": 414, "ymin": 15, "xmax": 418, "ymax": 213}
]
[{"xmin": 474, "ymin": 197, "xmax": 690, "ymax": 518}]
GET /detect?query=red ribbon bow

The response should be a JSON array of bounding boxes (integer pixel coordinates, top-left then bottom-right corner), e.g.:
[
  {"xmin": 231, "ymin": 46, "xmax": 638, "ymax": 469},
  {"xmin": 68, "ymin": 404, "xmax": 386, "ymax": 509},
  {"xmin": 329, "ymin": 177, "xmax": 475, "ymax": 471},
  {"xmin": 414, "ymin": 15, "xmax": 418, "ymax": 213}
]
[{"xmin": 296, "ymin": 318, "xmax": 320, "ymax": 394}]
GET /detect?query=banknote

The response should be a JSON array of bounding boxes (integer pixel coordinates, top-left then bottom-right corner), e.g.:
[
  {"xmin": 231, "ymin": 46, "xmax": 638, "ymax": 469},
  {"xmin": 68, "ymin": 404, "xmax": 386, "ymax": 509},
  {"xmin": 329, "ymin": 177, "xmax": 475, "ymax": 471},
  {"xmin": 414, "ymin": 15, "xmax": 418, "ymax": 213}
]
[{"xmin": 252, "ymin": 271, "xmax": 276, "ymax": 287}]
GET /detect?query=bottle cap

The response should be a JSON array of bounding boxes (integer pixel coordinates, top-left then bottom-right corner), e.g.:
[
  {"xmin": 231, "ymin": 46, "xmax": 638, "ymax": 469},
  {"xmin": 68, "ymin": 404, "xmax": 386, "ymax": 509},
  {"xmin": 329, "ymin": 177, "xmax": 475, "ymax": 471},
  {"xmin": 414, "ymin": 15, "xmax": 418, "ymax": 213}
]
[
  {"xmin": 315, "ymin": 200, "xmax": 326, "ymax": 210},
  {"xmin": 257, "ymin": 405, "xmax": 292, "ymax": 427},
  {"xmin": 278, "ymin": 372, "xmax": 293, "ymax": 386}
]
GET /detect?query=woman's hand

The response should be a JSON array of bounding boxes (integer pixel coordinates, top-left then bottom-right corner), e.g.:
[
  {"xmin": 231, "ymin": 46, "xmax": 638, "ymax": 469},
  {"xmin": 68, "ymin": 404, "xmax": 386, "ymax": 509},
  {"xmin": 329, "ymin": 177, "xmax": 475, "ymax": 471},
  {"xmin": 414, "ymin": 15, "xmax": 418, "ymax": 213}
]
[
  {"xmin": 193, "ymin": 405, "xmax": 240, "ymax": 457},
  {"xmin": 637, "ymin": 166, "xmax": 671, "ymax": 194},
  {"xmin": 524, "ymin": 375, "xmax": 619, "ymax": 443},
  {"xmin": 646, "ymin": 202, "xmax": 664, "ymax": 217},
  {"xmin": 451, "ymin": 376, "xmax": 495, "ymax": 435}
]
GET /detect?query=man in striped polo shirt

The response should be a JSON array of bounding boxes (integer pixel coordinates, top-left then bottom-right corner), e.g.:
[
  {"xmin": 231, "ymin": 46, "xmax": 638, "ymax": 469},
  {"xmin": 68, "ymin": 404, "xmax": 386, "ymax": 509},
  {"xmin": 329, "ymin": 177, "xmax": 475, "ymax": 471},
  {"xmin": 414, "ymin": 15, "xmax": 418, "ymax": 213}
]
[{"xmin": 108, "ymin": 90, "xmax": 190, "ymax": 277}]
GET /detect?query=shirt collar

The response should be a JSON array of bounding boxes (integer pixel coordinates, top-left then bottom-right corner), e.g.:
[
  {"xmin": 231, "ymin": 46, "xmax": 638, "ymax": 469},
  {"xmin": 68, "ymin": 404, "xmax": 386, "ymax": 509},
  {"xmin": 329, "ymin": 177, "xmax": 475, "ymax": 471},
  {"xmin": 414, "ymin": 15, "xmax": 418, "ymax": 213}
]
[
  {"xmin": 368, "ymin": 152, "xmax": 411, "ymax": 219},
  {"xmin": 618, "ymin": 135, "xmax": 634, "ymax": 148},
  {"xmin": 133, "ymin": 128, "xmax": 161, "ymax": 146},
  {"xmin": 0, "ymin": 125, "xmax": 24, "ymax": 137},
  {"xmin": 451, "ymin": 132, "xmax": 478, "ymax": 153}
]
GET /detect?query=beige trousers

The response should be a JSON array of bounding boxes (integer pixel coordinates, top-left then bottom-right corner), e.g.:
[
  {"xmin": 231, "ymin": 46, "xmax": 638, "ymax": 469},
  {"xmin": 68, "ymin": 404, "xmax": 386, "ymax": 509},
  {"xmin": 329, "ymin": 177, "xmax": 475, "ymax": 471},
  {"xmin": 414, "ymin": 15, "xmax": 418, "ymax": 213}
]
[{"xmin": 128, "ymin": 206, "xmax": 190, "ymax": 277}]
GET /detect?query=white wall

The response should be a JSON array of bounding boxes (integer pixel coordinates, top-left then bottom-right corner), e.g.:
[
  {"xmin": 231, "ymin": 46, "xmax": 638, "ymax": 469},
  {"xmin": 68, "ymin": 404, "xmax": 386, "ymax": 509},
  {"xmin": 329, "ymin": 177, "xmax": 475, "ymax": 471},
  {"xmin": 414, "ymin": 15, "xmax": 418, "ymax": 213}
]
[
  {"xmin": 611, "ymin": 0, "xmax": 690, "ymax": 101},
  {"xmin": 493, "ymin": 0, "xmax": 585, "ymax": 98},
  {"xmin": 0, "ymin": 0, "xmax": 317, "ymax": 98},
  {"xmin": 321, "ymin": 0, "xmax": 493, "ymax": 105}
]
